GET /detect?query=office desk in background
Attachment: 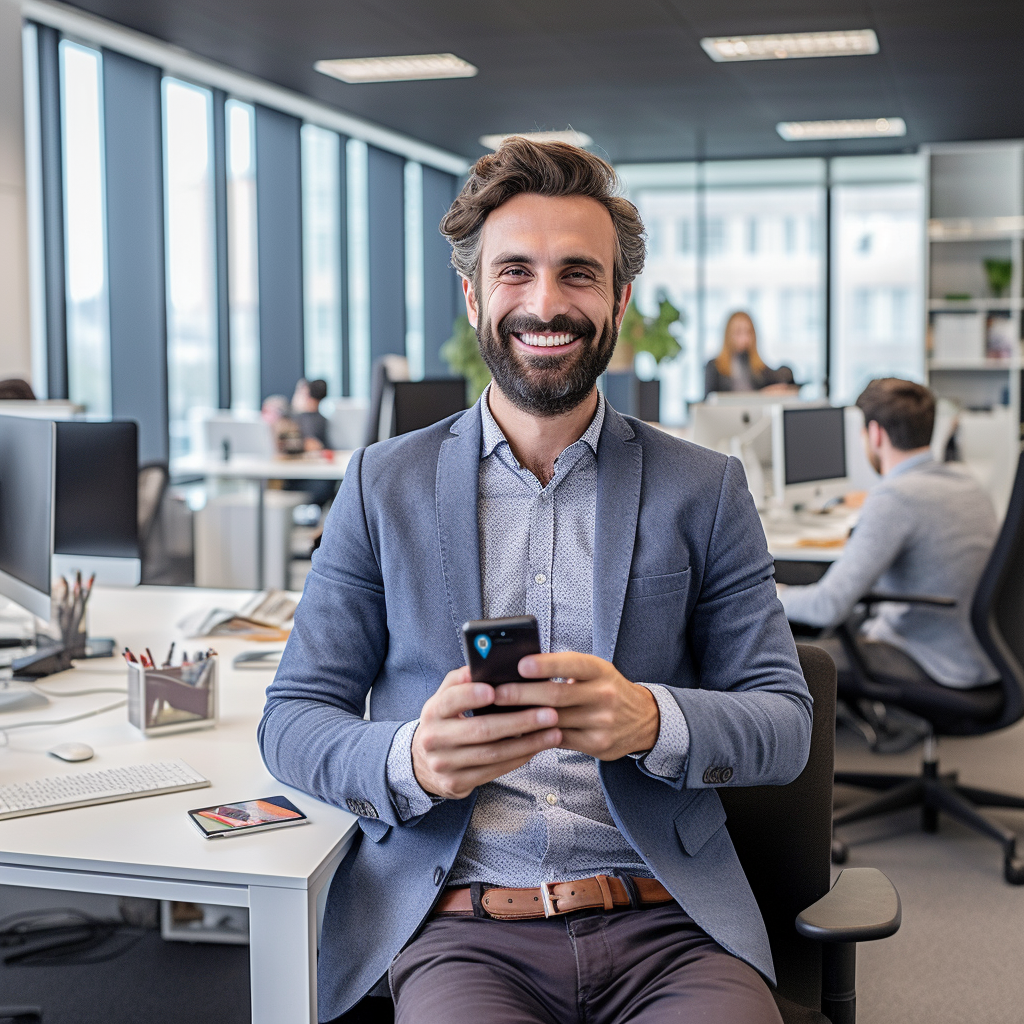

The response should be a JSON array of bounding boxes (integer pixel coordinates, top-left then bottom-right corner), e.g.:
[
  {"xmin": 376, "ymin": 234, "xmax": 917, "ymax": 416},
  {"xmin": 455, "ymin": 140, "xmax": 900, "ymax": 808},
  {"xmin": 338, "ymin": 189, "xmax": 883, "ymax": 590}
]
[
  {"xmin": 761, "ymin": 505, "xmax": 856, "ymax": 584},
  {"xmin": 171, "ymin": 451, "xmax": 355, "ymax": 589},
  {"xmin": 0, "ymin": 586, "xmax": 358, "ymax": 1024}
]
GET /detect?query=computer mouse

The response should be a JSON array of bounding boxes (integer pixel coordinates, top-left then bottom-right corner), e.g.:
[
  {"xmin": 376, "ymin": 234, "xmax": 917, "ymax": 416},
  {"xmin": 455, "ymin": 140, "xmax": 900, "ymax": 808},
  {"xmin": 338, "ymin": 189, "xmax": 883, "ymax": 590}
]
[{"xmin": 47, "ymin": 742, "xmax": 95, "ymax": 762}]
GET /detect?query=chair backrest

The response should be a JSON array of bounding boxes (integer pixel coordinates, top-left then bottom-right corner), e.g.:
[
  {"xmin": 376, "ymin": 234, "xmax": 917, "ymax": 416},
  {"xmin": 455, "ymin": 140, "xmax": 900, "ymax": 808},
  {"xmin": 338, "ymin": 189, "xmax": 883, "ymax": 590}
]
[
  {"xmin": 971, "ymin": 450, "xmax": 1024, "ymax": 730},
  {"xmin": 137, "ymin": 461, "xmax": 170, "ymax": 548},
  {"xmin": 720, "ymin": 644, "xmax": 836, "ymax": 1010}
]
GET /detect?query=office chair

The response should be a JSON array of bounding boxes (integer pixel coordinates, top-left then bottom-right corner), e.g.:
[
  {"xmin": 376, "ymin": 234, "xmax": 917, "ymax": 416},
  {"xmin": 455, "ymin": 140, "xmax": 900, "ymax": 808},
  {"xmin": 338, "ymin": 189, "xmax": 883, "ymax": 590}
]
[
  {"xmin": 332, "ymin": 647, "xmax": 899, "ymax": 1024},
  {"xmin": 137, "ymin": 460, "xmax": 169, "ymax": 583},
  {"xmin": 363, "ymin": 356, "xmax": 410, "ymax": 448},
  {"xmin": 830, "ymin": 450, "xmax": 1024, "ymax": 884}
]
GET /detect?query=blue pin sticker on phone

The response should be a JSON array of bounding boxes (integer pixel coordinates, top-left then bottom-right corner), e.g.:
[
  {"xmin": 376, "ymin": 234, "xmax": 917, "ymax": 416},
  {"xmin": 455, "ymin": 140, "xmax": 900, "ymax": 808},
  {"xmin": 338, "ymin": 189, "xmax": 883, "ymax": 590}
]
[{"xmin": 474, "ymin": 634, "xmax": 491, "ymax": 658}]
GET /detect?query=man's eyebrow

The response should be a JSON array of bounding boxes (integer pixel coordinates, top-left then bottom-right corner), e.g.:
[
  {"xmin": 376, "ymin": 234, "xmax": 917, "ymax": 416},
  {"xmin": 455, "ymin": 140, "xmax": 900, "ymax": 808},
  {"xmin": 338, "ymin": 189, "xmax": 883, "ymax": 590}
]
[{"xmin": 489, "ymin": 252, "xmax": 606, "ymax": 271}]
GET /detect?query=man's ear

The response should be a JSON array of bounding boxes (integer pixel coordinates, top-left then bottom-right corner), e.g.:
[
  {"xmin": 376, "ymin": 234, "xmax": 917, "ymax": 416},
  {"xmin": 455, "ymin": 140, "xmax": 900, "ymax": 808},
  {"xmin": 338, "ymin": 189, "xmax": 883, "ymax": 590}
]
[
  {"xmin": 462, "ymin": 275, "xmax": 479, "ymax": 329},
  {"xmin": 866, "ymin": 420, "xmax": 884, "ymax": 449},
  {"xmin": 614, "ymin": 284, "xmax": 632, "ymax": 332}
]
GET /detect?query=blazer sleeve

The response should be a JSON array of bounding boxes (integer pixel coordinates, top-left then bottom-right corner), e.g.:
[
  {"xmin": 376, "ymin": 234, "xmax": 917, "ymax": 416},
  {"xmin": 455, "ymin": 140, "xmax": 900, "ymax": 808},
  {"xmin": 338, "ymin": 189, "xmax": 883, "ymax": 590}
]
[
  {"xmin": 670, "ymin": 456, "xmax": 813, "ymax": 789},
  {"xmin": 258, "ymin": 448, "xmax": 409, "ymax": 827}
]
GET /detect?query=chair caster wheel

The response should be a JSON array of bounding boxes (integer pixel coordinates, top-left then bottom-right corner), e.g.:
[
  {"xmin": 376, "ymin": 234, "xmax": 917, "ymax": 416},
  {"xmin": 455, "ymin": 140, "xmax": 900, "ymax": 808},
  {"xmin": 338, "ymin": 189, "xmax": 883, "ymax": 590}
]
[
  {"xmin": 831, "ymin": 838, "xmax": 849, "ymax": 865},
  {"xmin": 1004, "ymin": 854, "xmax": 1024, "ymax": 885}
]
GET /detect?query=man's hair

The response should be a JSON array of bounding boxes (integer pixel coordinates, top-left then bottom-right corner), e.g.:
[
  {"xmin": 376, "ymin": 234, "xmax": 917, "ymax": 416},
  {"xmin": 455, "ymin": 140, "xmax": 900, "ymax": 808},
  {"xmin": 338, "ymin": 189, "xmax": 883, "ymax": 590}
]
[
  {"xmin": 439, "ymin": 137, "xmax": 646, "ymax": 299},
  {"xmin": 307, "ymin": 379, "xmax": 328, "ymax": 403},
  {"xmin": 856, "ymin": 378, "xmax": 935, "ymax": 451}
]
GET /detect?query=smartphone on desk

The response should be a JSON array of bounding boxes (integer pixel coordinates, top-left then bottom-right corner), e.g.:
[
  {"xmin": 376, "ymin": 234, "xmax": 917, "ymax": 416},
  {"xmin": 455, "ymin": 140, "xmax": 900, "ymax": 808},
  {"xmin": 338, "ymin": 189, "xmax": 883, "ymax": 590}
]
[
  {"xmin": 461, "ymin": 616, "xmax": 542, "ymax": 715},
  {"xmin": 188, "ymin": 795, "xmax": 309, "ymax": 839}
]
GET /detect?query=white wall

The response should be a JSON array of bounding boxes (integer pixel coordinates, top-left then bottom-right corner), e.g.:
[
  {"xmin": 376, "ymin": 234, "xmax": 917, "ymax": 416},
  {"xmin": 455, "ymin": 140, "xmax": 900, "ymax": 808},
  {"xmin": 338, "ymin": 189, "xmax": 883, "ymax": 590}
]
[{"xmin": 0, "ymin": 0, "xmax": 32, "ymax": 384}]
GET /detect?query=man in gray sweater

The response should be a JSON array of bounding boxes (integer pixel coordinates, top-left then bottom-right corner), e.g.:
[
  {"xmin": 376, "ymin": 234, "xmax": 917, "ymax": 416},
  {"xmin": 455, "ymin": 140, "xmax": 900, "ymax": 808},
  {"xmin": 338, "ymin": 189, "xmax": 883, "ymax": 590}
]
[{"xmin": 779, "ymin": 378, "xmax": 998, "ymax": 690}]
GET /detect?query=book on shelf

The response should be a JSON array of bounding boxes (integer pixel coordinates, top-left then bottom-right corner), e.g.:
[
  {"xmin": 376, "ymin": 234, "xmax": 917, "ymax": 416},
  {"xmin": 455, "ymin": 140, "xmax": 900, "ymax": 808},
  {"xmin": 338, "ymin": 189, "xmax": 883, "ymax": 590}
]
[{"xmin": 985, "ymin": 311, "xmax": 1016, "ymax": 360}]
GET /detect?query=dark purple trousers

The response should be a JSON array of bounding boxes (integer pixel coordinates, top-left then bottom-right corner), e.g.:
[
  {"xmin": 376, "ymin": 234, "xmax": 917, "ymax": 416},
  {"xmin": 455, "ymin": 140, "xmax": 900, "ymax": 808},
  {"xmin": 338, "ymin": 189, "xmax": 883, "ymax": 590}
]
[{"xmin": 389, "ymin": 903, "xmax": 783, "ymax": 1024}]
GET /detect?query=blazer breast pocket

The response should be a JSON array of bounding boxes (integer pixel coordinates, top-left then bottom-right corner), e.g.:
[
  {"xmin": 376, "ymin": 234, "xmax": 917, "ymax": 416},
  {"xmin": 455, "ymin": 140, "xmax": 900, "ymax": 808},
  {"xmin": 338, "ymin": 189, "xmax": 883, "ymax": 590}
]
[{"xmin": 626, "ymin": 567, "xmax": 691, "ymax": 601}]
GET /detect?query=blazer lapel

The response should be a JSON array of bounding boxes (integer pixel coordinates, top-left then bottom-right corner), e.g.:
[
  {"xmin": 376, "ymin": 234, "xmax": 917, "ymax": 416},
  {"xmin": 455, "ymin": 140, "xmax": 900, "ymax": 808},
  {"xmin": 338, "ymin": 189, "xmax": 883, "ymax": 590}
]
[
  {"xmin": 593, "ymin": 407, "xmax": 642, "ymax": 663},
  {"xmin": 436, "ymin": 405, "xmax": 484, "ymax": 636}
]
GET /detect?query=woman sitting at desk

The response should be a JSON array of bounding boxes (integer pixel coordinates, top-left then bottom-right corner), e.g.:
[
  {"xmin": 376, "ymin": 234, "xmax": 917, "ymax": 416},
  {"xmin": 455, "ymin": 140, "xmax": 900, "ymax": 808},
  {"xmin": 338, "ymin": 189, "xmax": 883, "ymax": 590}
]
[{"xmin": 704, "ymin": 311, "xmax": 798, "ymax": 397}]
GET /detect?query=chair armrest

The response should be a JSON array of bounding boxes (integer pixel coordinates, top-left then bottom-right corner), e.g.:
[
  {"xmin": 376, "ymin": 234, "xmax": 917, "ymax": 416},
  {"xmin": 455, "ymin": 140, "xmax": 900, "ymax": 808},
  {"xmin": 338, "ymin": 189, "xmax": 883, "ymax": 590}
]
[
  {"xmin": 795, "ymin": 868, "xmax": 901, "ymax": 943},
  {"xmin": 861, "ymin": 592, "xmax": 955, "ymax": 609}
]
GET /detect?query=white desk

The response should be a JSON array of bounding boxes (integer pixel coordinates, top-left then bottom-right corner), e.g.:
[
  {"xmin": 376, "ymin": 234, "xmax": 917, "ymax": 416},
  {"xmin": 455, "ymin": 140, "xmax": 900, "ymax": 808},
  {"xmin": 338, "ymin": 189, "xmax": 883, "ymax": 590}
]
[
  {"xmin": 171, "ymin": 451, "xmax": 356, "ymax": 588},
  {"xmin": 760, "ymin": 506, "xmax": 858, "ymax": 564},
  {"xmin": 0, "ymin": 586, "xmax": 358, "ymax": 1024}
]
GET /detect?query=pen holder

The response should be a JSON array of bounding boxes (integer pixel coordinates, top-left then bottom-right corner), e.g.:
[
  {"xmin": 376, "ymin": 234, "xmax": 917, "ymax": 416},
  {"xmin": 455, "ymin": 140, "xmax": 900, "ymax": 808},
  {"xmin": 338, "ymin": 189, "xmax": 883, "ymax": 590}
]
[{"xmin": 127, "ymin": 657, "xmax": 218, "ymax": 737}]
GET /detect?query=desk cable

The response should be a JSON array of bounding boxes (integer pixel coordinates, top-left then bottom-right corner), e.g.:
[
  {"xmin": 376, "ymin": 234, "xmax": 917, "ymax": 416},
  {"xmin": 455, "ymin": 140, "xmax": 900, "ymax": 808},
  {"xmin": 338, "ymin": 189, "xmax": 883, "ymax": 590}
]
[{"xmin": 0, "ymin": 695, "xmax": 127, "ymax": 747}]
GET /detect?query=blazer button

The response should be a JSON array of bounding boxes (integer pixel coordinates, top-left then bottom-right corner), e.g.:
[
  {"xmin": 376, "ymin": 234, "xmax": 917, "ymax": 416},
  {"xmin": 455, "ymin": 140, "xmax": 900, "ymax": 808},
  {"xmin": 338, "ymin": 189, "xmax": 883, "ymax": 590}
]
[{"xmin": 433, "ymin": 866, "xmax": 444, "ymax": 886}]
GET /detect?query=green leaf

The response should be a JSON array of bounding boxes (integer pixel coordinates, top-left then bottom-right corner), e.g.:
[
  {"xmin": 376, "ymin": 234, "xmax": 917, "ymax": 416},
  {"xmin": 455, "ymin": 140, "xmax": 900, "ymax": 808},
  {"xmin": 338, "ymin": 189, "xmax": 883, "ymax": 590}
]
[{"xmin": 617, "ymin": 299, "xmax": 683, "ymax": 364}]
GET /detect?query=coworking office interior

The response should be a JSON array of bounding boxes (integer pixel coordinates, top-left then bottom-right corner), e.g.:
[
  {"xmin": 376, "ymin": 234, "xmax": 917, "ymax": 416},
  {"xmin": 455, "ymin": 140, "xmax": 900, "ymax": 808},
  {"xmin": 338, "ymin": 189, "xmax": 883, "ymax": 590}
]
[{"xmin": 0, "ymin": 0, "xmax": 1023, "ymax": 1021}]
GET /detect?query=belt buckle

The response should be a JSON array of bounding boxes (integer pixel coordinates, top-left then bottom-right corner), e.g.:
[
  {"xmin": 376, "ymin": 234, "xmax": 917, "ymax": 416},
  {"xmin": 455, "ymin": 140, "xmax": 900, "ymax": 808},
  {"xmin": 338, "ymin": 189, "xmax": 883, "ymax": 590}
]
[{"xmin": 540, "ymin": 881, "xmax": 560, "ymax": 918}]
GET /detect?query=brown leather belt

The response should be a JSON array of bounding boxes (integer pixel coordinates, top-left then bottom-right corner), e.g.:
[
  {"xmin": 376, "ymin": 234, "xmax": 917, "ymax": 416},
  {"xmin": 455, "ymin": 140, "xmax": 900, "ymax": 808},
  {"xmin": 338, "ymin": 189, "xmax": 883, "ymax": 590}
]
[{"xmin": 433, "ymin": 875, "xmax": 673, "ymax": 921}]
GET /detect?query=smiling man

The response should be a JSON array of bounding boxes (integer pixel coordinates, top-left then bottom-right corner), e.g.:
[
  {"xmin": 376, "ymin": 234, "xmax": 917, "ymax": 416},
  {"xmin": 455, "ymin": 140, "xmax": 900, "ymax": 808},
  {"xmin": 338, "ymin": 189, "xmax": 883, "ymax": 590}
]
[{"xmin": 259, "ymin": 138, "xmax": 812, "ymax": 1024}]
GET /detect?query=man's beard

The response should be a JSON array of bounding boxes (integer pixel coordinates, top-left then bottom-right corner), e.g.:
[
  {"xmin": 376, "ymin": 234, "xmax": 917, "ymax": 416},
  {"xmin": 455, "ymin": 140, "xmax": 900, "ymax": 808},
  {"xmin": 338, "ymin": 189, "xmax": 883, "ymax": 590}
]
[{"xmin": 476, "ymin": 310, "xmax": 618, "ymax": 417}]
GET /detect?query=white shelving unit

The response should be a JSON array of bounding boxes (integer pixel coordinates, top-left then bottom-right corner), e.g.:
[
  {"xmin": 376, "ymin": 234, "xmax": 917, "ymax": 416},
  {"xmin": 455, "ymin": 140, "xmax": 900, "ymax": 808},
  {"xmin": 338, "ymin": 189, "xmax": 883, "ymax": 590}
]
[{"xmin": 924, "ymin": 142, "xmax": 1024, "ymax": 451}]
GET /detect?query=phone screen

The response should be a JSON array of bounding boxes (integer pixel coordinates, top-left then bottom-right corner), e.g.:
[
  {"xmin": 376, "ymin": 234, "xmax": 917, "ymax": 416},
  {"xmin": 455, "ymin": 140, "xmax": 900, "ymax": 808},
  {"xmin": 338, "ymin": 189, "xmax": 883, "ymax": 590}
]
[
  {"xmin": 462, "ymin": 616, "xmax": 541, "ymax": 714},
  {"xmin": 188, "ymin": 796, "xmax": 307, "ymax": 836}
]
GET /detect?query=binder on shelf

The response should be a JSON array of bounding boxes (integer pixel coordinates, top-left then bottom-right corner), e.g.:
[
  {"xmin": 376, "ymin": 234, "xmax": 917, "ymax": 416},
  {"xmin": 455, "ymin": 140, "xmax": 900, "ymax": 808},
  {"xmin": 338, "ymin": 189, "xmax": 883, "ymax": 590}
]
[{"xmin": 931, "ymin": 311, "xmax": 985, "ymax": 362}]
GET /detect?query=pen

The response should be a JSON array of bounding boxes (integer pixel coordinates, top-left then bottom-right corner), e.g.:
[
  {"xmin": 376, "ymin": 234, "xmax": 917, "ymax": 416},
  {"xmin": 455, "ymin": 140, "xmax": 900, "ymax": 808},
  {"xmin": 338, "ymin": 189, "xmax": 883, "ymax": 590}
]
[
  {"xmin": 145, "ymin": 648, "xmax": 155, "ymax": 669},
  {"xmin": 165, "ymin": 641, "xmax": 175, "ymax": 667}
]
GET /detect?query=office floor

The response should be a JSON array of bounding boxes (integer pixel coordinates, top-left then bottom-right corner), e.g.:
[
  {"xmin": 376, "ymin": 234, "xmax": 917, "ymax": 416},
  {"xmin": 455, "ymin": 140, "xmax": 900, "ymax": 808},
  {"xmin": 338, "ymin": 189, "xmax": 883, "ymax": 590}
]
[{"xmin": 834, "ymin": 720, "xmax": 1024, "ymax": 1023}]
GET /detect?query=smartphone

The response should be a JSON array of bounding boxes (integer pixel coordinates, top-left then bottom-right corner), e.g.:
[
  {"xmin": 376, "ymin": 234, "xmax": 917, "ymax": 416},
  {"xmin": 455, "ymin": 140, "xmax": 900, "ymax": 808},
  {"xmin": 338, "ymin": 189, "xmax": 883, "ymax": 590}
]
[
  {"xmin": 461, "ymin": 616, "xmax": 542, "ymax": 715},
  {"xmin": 188, "ymin": 795, "xmax": 309, "ymax": 839}
]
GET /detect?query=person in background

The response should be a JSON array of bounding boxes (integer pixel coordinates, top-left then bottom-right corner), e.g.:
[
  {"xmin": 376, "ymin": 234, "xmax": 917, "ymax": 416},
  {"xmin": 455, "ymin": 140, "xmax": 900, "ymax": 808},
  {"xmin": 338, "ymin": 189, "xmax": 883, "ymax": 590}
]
[
  {"xmin": 0, "ymin": 378, "xmax": 36, "ymax": 400},
  {"xmin": 779, "ymin": 378, "xmax": 999, "ymax": 697},
  {"xmin": 261, "ymin": 394, "xmax": 304, "ymax": 456},
  {"xmin": 704, "ymin": 311, "xmax": 797, "ymax": 397},
  {"xmin": 291, "ymin": 378, "xmax": 329, "ymax": 451}
]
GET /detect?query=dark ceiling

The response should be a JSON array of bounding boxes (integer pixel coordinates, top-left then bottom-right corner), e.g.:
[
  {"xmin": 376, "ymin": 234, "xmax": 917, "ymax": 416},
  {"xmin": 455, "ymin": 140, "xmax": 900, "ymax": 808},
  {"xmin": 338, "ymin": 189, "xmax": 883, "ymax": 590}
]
[{"xmin": 64, "ymin": 0, "xmax": 1024, "ymax": 164}]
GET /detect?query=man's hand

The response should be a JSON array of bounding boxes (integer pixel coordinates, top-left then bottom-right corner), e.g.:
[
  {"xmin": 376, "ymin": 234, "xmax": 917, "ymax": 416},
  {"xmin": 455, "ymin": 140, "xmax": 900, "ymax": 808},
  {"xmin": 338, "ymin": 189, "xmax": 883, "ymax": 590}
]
[
  {"xmin": 495, "ymin": 653, "xmax": 660, "ymax": 761},
  {"xmin": 411, "ymin": 666, "xmax": 562, "ymax": 800}
]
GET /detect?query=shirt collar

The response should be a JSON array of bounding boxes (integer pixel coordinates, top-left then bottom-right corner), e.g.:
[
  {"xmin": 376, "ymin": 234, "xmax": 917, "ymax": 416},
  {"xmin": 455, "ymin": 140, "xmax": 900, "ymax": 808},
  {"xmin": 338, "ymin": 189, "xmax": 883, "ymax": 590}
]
[
  {"xmin": 884, "ymin": 451, "xmax": 934, "ymax": 480},
  {"xmin": 479, "ymin": 383, "xmax": 606, "ymax": 460}
]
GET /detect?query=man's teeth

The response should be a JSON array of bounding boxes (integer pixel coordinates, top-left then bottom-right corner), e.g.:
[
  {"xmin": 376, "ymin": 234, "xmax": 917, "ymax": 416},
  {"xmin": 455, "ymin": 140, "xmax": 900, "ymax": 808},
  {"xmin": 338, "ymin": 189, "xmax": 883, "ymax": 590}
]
[{"xmin": 519, "ymin": 333, "xmax": 576, "ymax": 347}]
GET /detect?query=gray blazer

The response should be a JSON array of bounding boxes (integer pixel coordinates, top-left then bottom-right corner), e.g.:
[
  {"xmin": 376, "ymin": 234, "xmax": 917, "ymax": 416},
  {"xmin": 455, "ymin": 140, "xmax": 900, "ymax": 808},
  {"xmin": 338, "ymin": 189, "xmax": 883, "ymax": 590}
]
[{"xmin": 258, "ymin": 401, "xmax": 812, "ymax": 1020}]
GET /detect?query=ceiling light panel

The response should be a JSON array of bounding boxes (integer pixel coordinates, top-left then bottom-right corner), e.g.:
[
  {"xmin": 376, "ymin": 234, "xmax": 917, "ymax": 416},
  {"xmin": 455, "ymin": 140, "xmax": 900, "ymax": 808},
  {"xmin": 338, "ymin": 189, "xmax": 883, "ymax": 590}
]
[
  {"xmin": 479, "ymin": 130, "xmax": 593, "ymax": 151},
  {"xmin": 314, "ymin": 54, "xmax": 477, "ymax": 84},
  {"xmin": 701, "ymin": 29, "xmax": 879, "ymax": 62},
  {"xmin": 776, "ymin": 117, "xmax": 907, "ymax": 141}
]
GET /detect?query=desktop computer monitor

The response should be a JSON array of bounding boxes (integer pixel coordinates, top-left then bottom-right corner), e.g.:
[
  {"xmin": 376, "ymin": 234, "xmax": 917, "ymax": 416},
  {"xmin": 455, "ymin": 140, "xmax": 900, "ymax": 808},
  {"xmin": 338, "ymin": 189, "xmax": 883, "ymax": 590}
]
[
  {"xmin": 201, "ymin": 414, "xmax": 274, "ymax": 458},
  {"xmin": 691, "ymin": 404, "xmax": 770, "ymax": 454},
  {"xmin": 0, "ymin": 415, "xmax": 55, "ymax": 621},
  {"xmin": 772, "ymin": 405, "xmax": 847, "ymax": 508},
  {"xmin": 381, "ymin": 379, "xmax": 467, "ymax": 440},
  {"xmin": 52, "ymin": 421, "xmax": 140, "ymax": 586}
]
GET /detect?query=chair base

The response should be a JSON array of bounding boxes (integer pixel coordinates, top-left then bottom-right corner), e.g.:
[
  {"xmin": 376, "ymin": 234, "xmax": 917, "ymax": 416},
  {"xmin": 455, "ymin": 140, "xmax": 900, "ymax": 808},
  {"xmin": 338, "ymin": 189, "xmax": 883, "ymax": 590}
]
[{"xmin": 833, "ymin": 754, "xmax": 1024, "ymax": 885}]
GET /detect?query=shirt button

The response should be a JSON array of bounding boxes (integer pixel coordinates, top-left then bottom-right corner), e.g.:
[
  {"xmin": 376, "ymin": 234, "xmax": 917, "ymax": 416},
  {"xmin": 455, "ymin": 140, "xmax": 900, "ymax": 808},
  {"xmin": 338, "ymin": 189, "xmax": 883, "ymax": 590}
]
[
  {"xmin": 535, "ymin": 573, "xmax": 547, "ymax": 585},
  {"xmin": 546, "ymin": 793, "xmax": 558, "ymax": 805}
]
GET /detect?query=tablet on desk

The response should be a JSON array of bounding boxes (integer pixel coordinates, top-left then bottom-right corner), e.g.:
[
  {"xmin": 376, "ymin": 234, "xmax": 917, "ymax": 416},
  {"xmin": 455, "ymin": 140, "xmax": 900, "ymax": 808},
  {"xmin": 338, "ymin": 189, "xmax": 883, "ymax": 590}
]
[{"xmin": 188, "ymin": 795, "xmax": 308, "ymax": 839}]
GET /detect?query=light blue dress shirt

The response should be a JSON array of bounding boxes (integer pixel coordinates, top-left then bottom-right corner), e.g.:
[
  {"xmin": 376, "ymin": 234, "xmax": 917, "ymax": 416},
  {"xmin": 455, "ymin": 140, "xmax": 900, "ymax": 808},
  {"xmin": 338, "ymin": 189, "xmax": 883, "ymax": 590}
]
[{"xmin": 386, "ymin": 387, "xmax": 691, "ymax": 885}]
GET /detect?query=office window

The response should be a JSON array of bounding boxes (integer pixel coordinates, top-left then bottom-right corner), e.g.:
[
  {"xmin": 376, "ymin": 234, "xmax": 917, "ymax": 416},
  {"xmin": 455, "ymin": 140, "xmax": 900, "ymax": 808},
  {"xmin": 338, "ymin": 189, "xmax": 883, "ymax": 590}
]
[
  {"xmin": 163, "ymin": 78, "xmax": 218, "ymax": 457},
  {"xmin": 59, "ymin": 40, "xmax": 111, "ymax": 415},
  {"xmin": 648, "ymin": 220, "xmax": 663, "ymax": 258},
  {"xmin": 831, "ymin": 169, "xmax": 925, "ymax": 404},
  {"xmin": 346, "ymin": 139, "xmax": 371, "ymax": 399},
  {"xmin": 301, "ymin": 124, "xmax": 343, "ymax": 397},
  {"xmin": 631, "ymin": 186, "xmax": 698, "ymax": 424},
  {"xmin": 404, "ymin": 161, "xmax": 425, "ymax": 380},
  {"xmin": 226, "ymin": 99, "xmax": 260, "ymax": 412},
  {"xmin": 746, "ymin": 218, "xmax": 759, "ymax": 255},
  {"xmin": 704, "ymin": 217, "xmax": 726, "ymax": 257},
  {"xmin": 677, "ymin": 217, "xmax": 693, "ymax": 255},
  {"xmin": 703, "ymin": 185, "xmax": 825, "ymax": 397},
  {"xmin": 784, "ymin": 216, "xmax": 797, "ymax": 254}
]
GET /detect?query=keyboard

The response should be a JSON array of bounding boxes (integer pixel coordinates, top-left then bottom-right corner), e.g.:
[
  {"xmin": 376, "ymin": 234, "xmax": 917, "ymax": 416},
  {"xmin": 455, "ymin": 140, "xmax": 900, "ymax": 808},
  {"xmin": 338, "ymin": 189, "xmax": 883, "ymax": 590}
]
[{"xmin": 0, "ymin": 759, "xmax": 210, "ymax": 820}]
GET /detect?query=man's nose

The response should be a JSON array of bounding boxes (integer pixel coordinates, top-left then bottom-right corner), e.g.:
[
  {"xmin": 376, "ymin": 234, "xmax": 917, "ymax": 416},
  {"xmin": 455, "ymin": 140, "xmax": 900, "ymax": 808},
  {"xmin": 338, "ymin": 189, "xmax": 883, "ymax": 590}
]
[{"xmin": 524, "ymin": 271, "xmax": 570, "ymax": 323}]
